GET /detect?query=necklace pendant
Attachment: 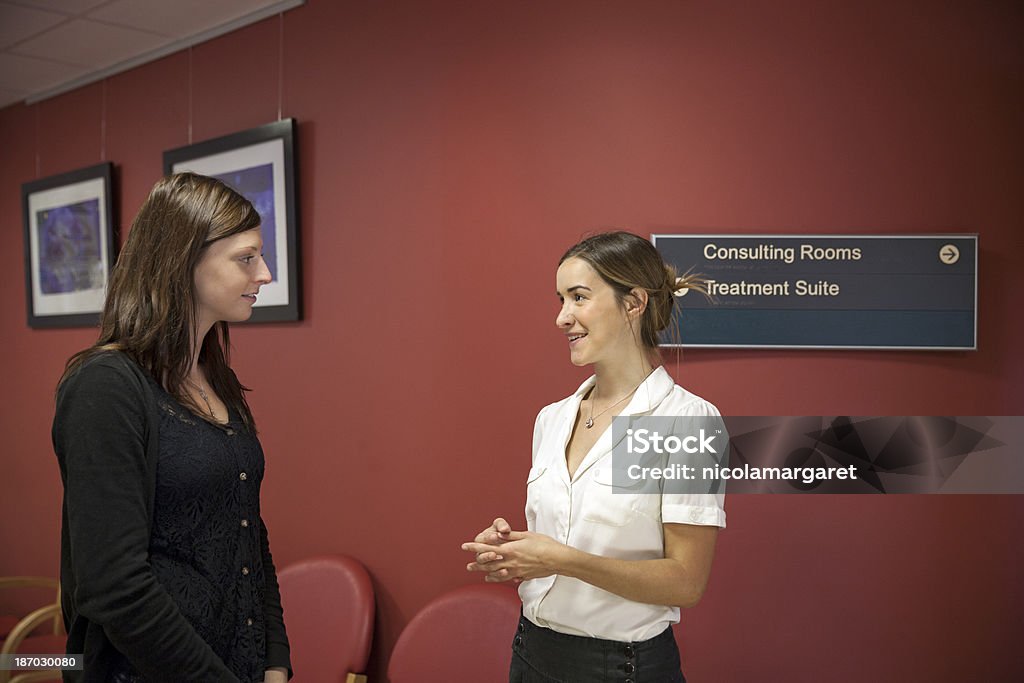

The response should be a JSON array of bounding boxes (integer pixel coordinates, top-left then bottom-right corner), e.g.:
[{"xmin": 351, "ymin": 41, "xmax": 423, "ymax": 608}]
[{"xmin": 585, "ymin": 417, "xmax": 594, "ymax": 429}]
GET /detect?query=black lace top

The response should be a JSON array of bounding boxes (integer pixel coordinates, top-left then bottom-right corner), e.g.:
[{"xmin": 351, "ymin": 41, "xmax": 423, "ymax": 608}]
[
  {"xmin": 110, "ymin": 391, "xmax": 271, "ymax": 682},
  {"xmin": 54, "ymin": 352, "xmax": 290, "ymax": 683}
]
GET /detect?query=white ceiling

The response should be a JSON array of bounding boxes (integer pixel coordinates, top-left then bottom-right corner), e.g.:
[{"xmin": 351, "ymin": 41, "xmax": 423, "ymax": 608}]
[{"xmin": 0, "ymin": 0, "xmax": 304, "ymax": 110}]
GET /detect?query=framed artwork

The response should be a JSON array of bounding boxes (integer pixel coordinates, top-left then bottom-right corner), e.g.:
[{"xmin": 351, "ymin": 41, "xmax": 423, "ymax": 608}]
[
  {"xmin": 22, "ymin": 162, "xmax": 116, "ymax": 328},
  {"xmin": 164, "ymin": 118, "xmax": 300, "ymax": 322}
]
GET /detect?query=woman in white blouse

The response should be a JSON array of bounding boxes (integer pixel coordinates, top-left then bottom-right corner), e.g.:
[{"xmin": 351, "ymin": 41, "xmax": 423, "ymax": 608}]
[{"xmin": 463, "ymin": 231, "xmax": 725, "ymax": 682}]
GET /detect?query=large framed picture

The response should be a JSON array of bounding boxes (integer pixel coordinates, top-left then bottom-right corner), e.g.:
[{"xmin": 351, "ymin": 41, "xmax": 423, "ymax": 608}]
[
  {"xmin": 164, "ymin": 118, "xmax": 300, "ymax": 322},
  {"xmin": 22, "ymin": 162, "xmax": 116, "ymax": 329}
]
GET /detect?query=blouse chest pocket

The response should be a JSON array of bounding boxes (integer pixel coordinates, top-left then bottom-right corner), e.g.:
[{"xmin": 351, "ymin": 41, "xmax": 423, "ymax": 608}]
[
  {"xmin": 581, "ymin": 466, "xmax": 656, "ymax": 527},
  {"xmin": 524, "ymin": 466, "xmax": 549, "ymax": 527}
]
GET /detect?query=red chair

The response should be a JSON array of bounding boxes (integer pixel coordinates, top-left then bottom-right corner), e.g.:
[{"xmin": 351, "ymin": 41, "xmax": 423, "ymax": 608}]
[
  {"xmin": 278, "ymin": 556, "xmax": 374, "ymax": 683},
  {"xmin": 388, "ymin": 584, "xmax": 521, "ymax": 683}
]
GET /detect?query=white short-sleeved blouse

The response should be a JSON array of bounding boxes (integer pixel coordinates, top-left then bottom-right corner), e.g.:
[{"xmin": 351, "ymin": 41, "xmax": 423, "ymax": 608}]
[{"xmin": 518, "ymin": 366, "xmax": 726, "ymax": 642}]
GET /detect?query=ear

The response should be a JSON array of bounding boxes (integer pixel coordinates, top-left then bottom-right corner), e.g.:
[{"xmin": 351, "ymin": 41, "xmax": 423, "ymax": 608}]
[{"xmin": 624, "ymin": 288, "xmax": 648, "ymax": 318}]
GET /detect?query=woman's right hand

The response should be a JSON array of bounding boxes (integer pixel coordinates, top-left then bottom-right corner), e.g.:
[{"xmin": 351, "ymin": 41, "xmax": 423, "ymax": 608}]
[{"xmin": 464, "ymin": 517, "xmax": 513, "ymax": 565}]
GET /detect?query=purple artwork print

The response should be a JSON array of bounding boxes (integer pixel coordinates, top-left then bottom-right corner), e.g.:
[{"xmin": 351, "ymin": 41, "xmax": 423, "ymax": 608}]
[{"xmin": 36, "ymin": 199, "xmax": 103, "ymax": 294}]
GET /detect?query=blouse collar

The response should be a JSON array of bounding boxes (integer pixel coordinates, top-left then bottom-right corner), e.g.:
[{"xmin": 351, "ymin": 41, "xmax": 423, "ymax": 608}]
[{"xmin": 571, "ymin": 365, "xmax": 674, "ymax": 417}]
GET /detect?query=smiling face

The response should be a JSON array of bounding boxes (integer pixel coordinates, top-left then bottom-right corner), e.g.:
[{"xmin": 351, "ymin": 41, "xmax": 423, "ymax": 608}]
[
  {"xmin": 193, "ymin": 227, "xmax": 272, "ymax": 333},
  {"xmin": 556, "ymin": 256, "xmax": 641, "ymax": 368}
]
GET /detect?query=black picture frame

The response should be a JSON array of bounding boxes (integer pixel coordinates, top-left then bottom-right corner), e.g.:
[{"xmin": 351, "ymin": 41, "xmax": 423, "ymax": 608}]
[
  {"xmin": 22, "ymin": 162, "xmax": 117, "ymax": 329},
  {"xmin": 164, "ymin": 118, "xmax": 301, "ymax": 322}
]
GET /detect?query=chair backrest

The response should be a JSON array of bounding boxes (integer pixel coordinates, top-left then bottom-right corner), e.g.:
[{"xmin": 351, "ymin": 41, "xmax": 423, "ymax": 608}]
[
  {"xmin": 277, "ymin": 555, "xmax": 374, "ymax": 683},
  {"xmin": 0, "ymin": 577, "xmax": 60, "ymax": 638},
  {"xmin": 0, "ymin": 577, "xmax": 64, "ymax": 683},
  {"xmin": 388, "ymin": 583, "xmax": 521, "ymax": 683}
]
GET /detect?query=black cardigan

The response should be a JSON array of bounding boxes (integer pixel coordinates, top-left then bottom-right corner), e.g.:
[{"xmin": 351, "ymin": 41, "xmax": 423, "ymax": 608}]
[{"xmin": 52, "ymin": 352, "xmax": 291, "ymax": 682}]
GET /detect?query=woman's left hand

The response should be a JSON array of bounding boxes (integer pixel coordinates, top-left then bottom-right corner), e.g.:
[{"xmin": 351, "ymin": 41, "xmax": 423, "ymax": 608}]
[
  {"xmin": 263, "ymin": 667, "xmax": 288, "ymax": 683},
  {"xmin": 462, "ymin": 530, "xmax": 569, "ymax": 583}
]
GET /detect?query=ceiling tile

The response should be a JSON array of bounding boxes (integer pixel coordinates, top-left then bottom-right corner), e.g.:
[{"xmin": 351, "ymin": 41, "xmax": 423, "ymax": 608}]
[
  {"xmin": 0, "ymin": 0, "xmax": 303, "ymax": 107},
  {"xmin": 88, "ymin": 0, "xmax": 279, "ymax": 38},
  {"xmin": 0, "ymin": 3, "xmax": 67, "ymax": 49},
  {"xmin": 11, "ymin": 18, "xmax": 169, "ymax": 67},
  {"xmin": 11, "ymin": 0, "xmax": 110, "ymax": 14},
  {"xmin": 0, "ymin": 52, "xmax": 88, "ymax": 91}
]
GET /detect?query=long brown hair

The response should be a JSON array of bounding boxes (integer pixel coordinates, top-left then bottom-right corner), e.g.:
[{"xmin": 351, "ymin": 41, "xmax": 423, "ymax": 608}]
[
  {"xmin": 560, "ymin": 231, "xmax": 706, "ymax": 355},
  {"xmin": 60, "ymin": 172, "xmax": 261, "ymax": 428}
]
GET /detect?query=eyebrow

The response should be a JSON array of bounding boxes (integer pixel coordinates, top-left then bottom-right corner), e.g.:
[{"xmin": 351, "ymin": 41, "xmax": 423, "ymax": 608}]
[{"xmin": 557, "ymin": 285, "xmax": 592, "ymax": 296}]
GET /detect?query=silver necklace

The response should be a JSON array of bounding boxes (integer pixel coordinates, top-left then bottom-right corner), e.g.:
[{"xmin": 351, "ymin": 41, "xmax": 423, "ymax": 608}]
[
  {"xmin": 585, "ymin": 380, "xmax": 643, "ymax": 429},
  {"xmin": 188, "ymin": 377, "xmax": 215, "ymax": 417}
]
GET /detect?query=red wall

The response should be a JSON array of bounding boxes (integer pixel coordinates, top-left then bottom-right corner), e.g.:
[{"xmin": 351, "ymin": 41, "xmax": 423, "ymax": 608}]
[{"xmin": 2, "ymin": 1, "xmax": 1022, "ymax": 680}]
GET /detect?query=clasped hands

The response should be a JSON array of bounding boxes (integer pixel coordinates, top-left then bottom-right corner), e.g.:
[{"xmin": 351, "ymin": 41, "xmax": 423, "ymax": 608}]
[{"xmin": 461, "ymin": 517, "xmax": 565, "ymax": 583}]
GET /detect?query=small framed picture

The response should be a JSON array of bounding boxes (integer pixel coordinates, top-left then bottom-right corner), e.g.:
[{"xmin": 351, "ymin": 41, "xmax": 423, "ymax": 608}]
[
  {"xmin": 164, "ymin": 119, "xmax": 301, "ymax": 322},
  {"xmin": 22, "ymin": 162, "xmax": 117, "ymax": 329}
]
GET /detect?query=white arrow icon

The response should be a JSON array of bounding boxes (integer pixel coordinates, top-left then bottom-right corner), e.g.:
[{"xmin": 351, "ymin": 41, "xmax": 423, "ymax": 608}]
[{"xmin": 939, "ymin": 244, "xmax": 960, "ymax": 265}]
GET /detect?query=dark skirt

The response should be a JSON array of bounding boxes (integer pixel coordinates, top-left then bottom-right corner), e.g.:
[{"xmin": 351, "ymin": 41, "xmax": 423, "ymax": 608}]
[{"xmin": 509, "ymin": 614, "xmax": 686, "ymax": 683}]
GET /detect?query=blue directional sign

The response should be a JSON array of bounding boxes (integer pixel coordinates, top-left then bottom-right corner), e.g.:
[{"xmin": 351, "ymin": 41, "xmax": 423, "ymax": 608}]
[{"xmin": 652, "ymin": 234, "xmax": 977, "ymax": 349}]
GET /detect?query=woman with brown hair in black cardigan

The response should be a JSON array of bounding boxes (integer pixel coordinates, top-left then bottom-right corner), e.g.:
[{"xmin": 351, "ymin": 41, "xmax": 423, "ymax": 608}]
[{"xmin": 53, "ymin": 173, "xmax": 290, "ymax": 682}]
